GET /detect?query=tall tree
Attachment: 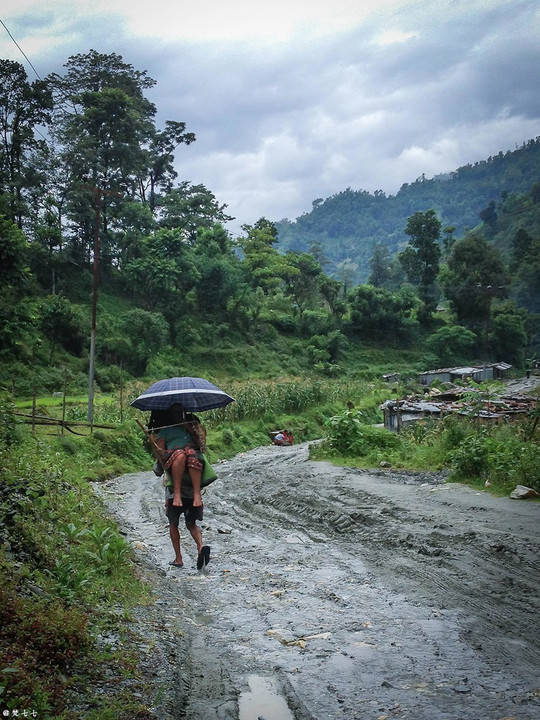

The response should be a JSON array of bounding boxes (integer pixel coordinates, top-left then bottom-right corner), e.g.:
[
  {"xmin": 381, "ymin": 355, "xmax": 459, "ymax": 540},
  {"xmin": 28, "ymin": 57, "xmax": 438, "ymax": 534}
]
[
  {"xmin": 479, "ymin": 200, "xmax": 498, "ymax": 230},
  {"xmin": 123, "ymin": 228, "xmax": 200, "ymax": 342},
  {"xmin": 399, "ymin": 209, "xmax": 441, "ymax": 323},
  {"xmin": 440, "ymin": 230, "xmax": 508, "ymax": 353},
  {"xmin": 192, "ymin": 224, "xmax": 242, "ymax": 317},
  {"xmin": 0, "ymin": 214, "xmax": 33, "ymax": 354},
  {"xmin": 47, "ymin": 51, "xmax": 156, "ymax": 263},
  {"xmin": 490, "ymin": 301, "xmax": 529, "ymax": 365},
  {"xmin": 0, "ymin": 60, "xmax": 52, "ymax": 227},
  {"xmin": 368, "ymin": 242, "xmax": 392, "ymax": 287},
  {"xmin": 511, "ymin": 228, "xmax": 533, "ymax": 270},
  {"xmin": 284, "ymin": 251, "xmax": 324, "ymax": 316},
  {"xmin": 511, "ymin": 230, "xmax": 540, "ymax": 313},
  {"xmin": 158, "ymin": 182, "xmax": 233, "ymax": 242},
  {"xmin": 47, "ymin": 50, "xmax": 195, "ymax": 267},
  {"xmin": 320, "ymin": 275, "xmax": 346, "ymax": 318},
  {"xmin": 442, "ymin": 225, "xmax": 456, "ymax": 256},
  {"xmin": 335, "ymin": 258, "xmax": 358, "ymax": 295},
  {"xmin": 138, "ymin": 121, "xmax": 195, "ymax": 212},
  {"xmin": 237, "ymin": 218, "xmax": 298, "ymax": 294}
]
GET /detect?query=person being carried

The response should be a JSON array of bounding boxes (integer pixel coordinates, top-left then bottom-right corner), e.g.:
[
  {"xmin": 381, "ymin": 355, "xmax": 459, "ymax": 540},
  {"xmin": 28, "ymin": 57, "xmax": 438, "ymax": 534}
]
[
  {"xmin": 148, "ymin": 404, "xmax": 210, "ymax": 570},
  {"xmin": 149, "ymin": 404, "xmax": 205, "ymax": 508}
]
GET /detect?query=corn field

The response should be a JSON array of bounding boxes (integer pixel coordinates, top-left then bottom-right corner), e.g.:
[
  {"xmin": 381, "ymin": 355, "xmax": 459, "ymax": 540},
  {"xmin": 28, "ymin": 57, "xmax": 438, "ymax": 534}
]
[{"xmin": 202, "ymin": 378, "xmax": 368, "ymax": 426}]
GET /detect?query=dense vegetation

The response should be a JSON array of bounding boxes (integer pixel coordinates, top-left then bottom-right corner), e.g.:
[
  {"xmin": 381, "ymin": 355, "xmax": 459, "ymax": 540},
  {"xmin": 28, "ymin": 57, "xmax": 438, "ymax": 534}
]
[
  {"xmin": 312, "ymin": 401, "xmax": 539, "ymax": 495},
  {"xmin": 1, "ymin": 48, "xmax": 539, "ymax": 716},
  {"xmin": 1, "ymin": 50, "xmax": 539, "ymax": 397},
  {"xmin": 0, "ymin": 396, "xmax": 151, "ymax": 717},
  {"xmin": 276, "ymin": 139, "xmax": 540, "ymax": 284}
]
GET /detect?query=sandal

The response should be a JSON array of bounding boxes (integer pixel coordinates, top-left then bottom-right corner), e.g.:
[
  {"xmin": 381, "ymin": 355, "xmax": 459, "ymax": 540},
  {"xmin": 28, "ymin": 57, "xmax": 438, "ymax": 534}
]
[{"xmin": 197, "ymin": 545, "xmax": 211, "ymax": 570}]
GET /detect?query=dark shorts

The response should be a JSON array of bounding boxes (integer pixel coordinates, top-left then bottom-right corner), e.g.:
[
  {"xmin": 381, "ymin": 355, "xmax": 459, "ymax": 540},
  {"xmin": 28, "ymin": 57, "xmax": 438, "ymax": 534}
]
[{"xmin": 166, "ymin": 497, "xmax": 203, "ymax": 528}]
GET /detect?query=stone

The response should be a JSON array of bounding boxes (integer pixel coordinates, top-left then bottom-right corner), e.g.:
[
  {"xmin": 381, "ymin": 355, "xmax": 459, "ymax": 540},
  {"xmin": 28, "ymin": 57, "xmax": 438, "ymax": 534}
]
[
  {"xmin": 509, "ymin": 485, "xmax": 540, "ymax": 499},
  {"xmin": 380, "ymin": 461, "xmax": 392, "ymax": 468}
]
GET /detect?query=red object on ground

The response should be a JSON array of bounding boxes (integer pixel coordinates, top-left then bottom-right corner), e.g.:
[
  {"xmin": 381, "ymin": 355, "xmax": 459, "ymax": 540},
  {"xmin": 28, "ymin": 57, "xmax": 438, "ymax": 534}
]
[{"xmin": 273, "ymin": 431, "xmax": 293, "ymax": 446}]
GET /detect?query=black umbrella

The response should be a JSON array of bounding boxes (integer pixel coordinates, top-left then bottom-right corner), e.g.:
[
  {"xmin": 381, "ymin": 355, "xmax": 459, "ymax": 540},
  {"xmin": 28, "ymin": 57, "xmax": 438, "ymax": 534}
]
[{"xmin": 131, "ymin": 376, "xmax": 234, "ymax": 412}]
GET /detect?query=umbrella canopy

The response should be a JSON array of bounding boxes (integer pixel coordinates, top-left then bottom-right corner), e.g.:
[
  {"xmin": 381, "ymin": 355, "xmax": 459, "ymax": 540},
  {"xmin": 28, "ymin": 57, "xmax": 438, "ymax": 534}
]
[{"xmin": 131, "ymin": 376, "xmax": 235, "ymax": 412}]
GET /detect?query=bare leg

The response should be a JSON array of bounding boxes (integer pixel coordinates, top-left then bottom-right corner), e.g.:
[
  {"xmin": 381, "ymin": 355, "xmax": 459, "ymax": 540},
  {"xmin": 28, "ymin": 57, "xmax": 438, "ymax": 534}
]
[
  {"xmin": 189, "ymin": 467, "xmax": 203, "ymax": 507},
  {"xmin": 169, "ymin": 522, "xmax": 183, "ymax": 565},
  {"xmin": 171, "ymin": 453, "xmax": 186, "ymax": 507},
  {"xmin": 186, "ymin": 521, "xmax": 203, "ymax": 553}
]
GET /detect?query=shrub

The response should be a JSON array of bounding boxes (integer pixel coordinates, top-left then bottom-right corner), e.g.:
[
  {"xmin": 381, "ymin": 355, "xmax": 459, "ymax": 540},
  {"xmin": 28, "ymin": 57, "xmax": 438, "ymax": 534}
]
[
  {"xmin": 299, "ymin": 309, "xmax": 333, "ymax": 336},
  {"xmin": 439, "ymin": 416, "xmax": 469, "ymax": 451},
  {"xmin": 269, "ymin": 313, "xmax": 297, "ymax": 333},
  {"xmin": 0, "ymin": 394, "xmax": 18, "ymax": 448},
  {"xmin": 448, "ymin": 431, "xmax": 489, "ymax": 477},
  {"xmin": 427, "ymin": 324, "xmax": 477, "ymax": 366},
  {"xmin": 38, "ymin": 295, "xmax": 85, "ymax": 358},
  {"xmin": 447, "ymin": 423, "xmax": 539, "ymax": 492},
  {"xmin": 91, "ymin": 426, "xmax": 147, "ymax": 467},
  {"xmin": 145, "ymin": 351, "xmax": 187, "ymax": 380},
  {"xmin": 0, "ymin": 579, "xmax": 89, "ymax": 712},
  {"xmin": 325, "ymin": 410, "xmax": 401, "ymax": 455},
  {"xmin": 95, "ymin": 364, "xmax": 125, "ymax": 392},
  {"xmin": 349, "ymin": 285, "xmax": 418, "ymax": 342}
]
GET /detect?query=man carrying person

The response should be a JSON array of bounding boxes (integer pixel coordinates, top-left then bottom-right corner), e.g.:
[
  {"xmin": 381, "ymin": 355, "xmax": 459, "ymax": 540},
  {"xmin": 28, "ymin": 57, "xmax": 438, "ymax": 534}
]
[{"xmin": 148, "ymin": 405, "xmax": 210, "ymax": 570}]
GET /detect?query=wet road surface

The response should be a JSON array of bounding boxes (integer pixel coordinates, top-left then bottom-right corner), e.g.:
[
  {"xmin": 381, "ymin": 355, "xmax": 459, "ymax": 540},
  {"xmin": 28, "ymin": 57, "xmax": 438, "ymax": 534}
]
[{"xmin": 98, "ymin": 443, "xmax": 540, "ymax": 720}]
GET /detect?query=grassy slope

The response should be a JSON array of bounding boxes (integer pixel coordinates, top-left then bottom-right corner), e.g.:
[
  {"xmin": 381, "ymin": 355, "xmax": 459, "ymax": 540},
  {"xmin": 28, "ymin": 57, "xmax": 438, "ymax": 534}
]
[
  {"xmin": 0, "ymin": 417, "xmax": 151, "ymax": 718},
  {"xmin": 4, "ymin": 315, "xmax": 536, "ymax": 716}
]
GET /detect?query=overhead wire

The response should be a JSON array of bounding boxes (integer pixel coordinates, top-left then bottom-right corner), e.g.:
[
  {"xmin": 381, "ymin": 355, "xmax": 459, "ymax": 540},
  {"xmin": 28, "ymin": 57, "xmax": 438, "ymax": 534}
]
[
  {"xmin": 0, "ymin": 17, "xmax": 49, "ymax": 142},
  {"xmin": 0, "ymin": 17, "xmax": 42, "ymax": 80}
]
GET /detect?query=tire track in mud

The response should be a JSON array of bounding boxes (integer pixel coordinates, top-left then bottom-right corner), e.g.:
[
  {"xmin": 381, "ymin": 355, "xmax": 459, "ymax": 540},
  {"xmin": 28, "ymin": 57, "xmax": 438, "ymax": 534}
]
[
  {"xmin": 237, "ymin": 449, "xmax": 540, "ymax": 674},
  {"xmin": 98, "ymin": 443, "xmax": 540, "ymax": 720}
]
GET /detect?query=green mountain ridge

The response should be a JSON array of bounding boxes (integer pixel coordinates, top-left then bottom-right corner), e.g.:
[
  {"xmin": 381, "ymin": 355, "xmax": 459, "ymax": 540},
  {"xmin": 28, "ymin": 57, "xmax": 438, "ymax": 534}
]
[
  {"xmin": 276, "ymin": 137, "xmax": 540, "ymax": 281},
  {"xmin": 1, "ymin": 52, "xmax": 538, "ymax": 400}
]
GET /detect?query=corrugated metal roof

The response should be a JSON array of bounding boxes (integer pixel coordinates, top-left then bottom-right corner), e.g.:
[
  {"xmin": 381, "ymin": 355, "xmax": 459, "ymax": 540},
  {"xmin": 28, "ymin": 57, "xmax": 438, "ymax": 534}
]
[{"xmin": 420, "ymin": 361, "xmax": 512, "ymax": 376}]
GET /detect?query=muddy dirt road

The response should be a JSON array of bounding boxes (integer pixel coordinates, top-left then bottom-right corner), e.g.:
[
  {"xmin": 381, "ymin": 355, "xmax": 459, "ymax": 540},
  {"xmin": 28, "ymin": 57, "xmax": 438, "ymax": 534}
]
[{"xmin": 98, "ymin": 443, "xmax": 540, "ymax": 720}]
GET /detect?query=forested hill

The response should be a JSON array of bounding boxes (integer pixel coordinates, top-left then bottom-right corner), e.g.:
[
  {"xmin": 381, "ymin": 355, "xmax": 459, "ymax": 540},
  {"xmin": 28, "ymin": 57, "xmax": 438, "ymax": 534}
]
[
  {"xmin": 1, "ymin": 51, "xmax": 538, "ymax": 397},
  {"xmin": 275, "ymin": 137, "xmax": 540, "ymax": 281}
]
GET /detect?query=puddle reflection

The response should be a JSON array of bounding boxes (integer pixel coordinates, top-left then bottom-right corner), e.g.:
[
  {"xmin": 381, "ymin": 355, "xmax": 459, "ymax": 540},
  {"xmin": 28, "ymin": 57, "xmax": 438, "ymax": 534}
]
[{"xmin": 238, "ymin": 675, "xmax": 294, "ymax": 720}]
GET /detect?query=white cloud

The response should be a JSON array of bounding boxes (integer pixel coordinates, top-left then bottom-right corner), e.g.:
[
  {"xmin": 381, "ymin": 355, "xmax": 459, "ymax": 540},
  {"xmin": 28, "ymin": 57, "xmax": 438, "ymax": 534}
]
[
  {"xmin": 2, "ymin": 0, "xmax": 404, "ymax": 45},
  {"xmin": 373, "ymin": 29, "xmax": 418, "ymax": 45},
  {"xmin": 1, "ymin": 0, "xmax": 539, "ymax": 231}
]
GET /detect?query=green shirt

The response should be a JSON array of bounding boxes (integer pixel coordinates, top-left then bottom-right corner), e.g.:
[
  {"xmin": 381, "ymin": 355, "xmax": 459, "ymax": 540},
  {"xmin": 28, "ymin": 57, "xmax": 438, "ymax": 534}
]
[{"xmin": 157, "ymin": 425, "xmax": 192, "ymax": 449}]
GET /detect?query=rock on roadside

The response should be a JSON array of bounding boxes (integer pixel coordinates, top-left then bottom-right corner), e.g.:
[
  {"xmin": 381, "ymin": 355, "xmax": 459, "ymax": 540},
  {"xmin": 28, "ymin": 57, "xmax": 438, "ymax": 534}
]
[{"xmin": 510, "ymin": 485, "xmax": 540, "ymax": 499}]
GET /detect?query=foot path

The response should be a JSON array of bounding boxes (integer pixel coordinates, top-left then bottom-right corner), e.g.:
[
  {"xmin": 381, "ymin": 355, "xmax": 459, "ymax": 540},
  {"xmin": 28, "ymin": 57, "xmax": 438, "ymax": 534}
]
[{"xmin": 97, "ymin": 442, "xmax": 540, "ymax": 720}]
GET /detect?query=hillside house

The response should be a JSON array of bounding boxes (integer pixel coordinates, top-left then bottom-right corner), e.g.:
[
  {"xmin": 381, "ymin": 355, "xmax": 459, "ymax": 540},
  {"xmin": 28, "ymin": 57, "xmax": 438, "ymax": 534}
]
[
  {"xmin": 419, "ymin": 362, "xmax": 512, "ymax": 386},
  {"xmin": 381, "ymin": 390, "xmax": 533, "ymax": 432}
]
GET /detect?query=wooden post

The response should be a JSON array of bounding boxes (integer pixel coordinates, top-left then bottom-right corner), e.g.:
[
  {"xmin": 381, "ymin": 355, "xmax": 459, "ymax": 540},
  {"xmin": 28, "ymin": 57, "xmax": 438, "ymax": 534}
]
[
  {"xmin": 119, "ymin": 362, "xmax": 124, "ymax": 424},
  {"xmin": 83, "ymin": 184, "xmax": 122, "ymax": 431},
  {"xmin": 32, "ymin": 388, "xmax": 36, "ymax": 436},
  {"xmin": 61, "ymin": 371, "xmax": 67, "ymax": 436},
  {"xmin": 87, "ymin": 187, "xmax": 101, "ymax": 431}
]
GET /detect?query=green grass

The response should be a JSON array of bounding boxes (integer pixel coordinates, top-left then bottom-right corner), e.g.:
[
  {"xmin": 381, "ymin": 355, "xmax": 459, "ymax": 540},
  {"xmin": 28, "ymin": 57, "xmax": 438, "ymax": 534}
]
[
  {"xmin": 0, "ymin": 409, "xmax": 151, "ymax": 717},
  {"xmin": 2, "ymin": 375, "xmax": 371, "ymax": 716},
  {"xmin": 15, "ymin": 394, "xmax": 106, "ymax": 409},
  {"xmin": 2, "ymin": 367, "xmax": 536, "ymax": 715},
  {"xmin": 311, "ymin": 410, "xmax": 540, "ymax": 495}
]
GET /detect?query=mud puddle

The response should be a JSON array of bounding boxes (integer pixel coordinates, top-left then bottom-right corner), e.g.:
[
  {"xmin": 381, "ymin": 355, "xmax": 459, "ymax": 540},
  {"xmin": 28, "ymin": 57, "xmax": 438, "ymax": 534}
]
[
  {"xmin": 97, "ymin": 443, "xmax": 540, "ymax": 719},
  {"xmin": 238, "ymin": 675, "xmax": 294, "ymax": 720}
]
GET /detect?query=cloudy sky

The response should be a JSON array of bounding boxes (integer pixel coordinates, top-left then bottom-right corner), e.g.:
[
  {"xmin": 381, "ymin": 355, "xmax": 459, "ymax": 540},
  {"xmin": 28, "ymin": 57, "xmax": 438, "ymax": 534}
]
[{"xmin": 1, "ymin": 0, "xmax": 539, "ymax": 232}]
